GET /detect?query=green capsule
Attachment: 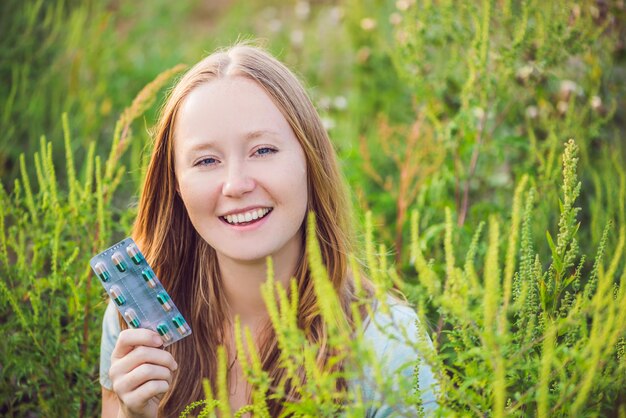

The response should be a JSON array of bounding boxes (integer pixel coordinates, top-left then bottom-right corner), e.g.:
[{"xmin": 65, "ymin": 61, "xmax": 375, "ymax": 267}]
[
  {"xmin": 157, "ymin": 292, "xmax": 172, "ymax": 311},
  {"xmin": 156, "ymin": 323, "xmax": 172, "ymax": 342},
  {"xmin": 124, "ymin": 309, "xmax": 140, "ymax": 328},
  {"xmin": 172, "ymin": 315, "xmax": 184, "ymax": 327},
  {"xmin": 94, "ymin": 262, "xmax": 110, "ymax": 282},
  {"xmin": 172, "ymin": 315, "xmax": 189, "ymax": 335},
  {"xmin": 126, "ymin": 244, "xmax": 144, "ymax": 265},
  {"xmin": 111, "ymin": 252, "xmax": 127, "ymax": 272},
  {"xmin": 110, "ymin": 286, "xmax": 126, "ymax": 306},
  {"xmin": 142, "ymin": 268, "xmax": 156, "ymax": 288}
]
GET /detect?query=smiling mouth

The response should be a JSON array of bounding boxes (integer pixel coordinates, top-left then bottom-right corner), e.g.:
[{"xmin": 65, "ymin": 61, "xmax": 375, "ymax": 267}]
[{"xmin": 220, "ymin": 208, "xmax": 273, "ymax": 226}]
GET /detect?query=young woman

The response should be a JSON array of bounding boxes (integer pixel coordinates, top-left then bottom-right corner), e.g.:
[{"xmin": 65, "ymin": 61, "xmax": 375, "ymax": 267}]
[{"xmin": 100, "ymin": 44, "xmax": 438, "ymax": 417}]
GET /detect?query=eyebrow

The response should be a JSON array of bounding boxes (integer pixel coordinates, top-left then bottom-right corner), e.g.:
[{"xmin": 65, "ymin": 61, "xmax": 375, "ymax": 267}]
[
  {"xmin": 244, "ymin": 129, "xmax": 281, "ymax": 141},
  {"xmin": 183, "ymin": 130, "xmax": 282, "ymax": 154}
]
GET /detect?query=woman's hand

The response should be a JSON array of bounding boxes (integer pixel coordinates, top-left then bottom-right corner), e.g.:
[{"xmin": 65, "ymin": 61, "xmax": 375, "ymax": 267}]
[{"xmin": 109, "ymin": 328, "xmax": 178, "ymax": 418}]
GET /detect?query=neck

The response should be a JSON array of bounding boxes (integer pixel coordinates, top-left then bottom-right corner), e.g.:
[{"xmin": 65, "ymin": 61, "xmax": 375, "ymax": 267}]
[{"xmin": 217, "ymin": 240, "xmax": 302, "ymax": 331}]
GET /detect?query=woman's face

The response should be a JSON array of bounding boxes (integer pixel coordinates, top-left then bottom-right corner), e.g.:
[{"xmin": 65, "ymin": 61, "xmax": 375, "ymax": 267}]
[{"xmin": 173, "ymin": 76, "xmax": 308, "ymax": 265}]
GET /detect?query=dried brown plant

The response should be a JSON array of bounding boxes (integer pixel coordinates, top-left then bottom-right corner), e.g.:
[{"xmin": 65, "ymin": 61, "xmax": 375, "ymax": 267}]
[{"xmin": 359, "ymin": 113, "xmax": 445, "ymax": 261}]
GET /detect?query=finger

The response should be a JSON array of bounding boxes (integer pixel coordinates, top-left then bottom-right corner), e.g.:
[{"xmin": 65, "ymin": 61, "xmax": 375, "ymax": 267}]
[
  {"xmin": 109, "ymin": 346, "xmax": 178, "ymax": 380},
  {"xmin": 113, "ymin": 363, "xmax": 174, "ymax": 395},
  {"xmin": 112, "ymin": 328, "xmax": 163, "ymax": 359},
  {"xmin": 119, "ymin": 380, "xmax": 170, "ymax": 411},
  {"xmin": 121, "ymin": 345, "xmax": 178, "ymax": 371}
]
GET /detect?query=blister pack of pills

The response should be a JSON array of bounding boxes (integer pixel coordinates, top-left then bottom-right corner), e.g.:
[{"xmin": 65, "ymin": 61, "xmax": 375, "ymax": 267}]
[{"xmin": 90, "ymin": 237, "xmax": 192, "ymax": 347}]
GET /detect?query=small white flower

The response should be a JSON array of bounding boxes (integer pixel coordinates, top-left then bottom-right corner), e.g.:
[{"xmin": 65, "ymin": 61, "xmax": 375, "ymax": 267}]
[
  {"xmin": 322, "ymin": 117, "xmax": 336, "ymax": 131},
  {"xmin": 559, "ymin": 80, "xmax": 583, "ymax": 102},
  {"xmin": 295, "ymin": 1, "xmax": 310, "ymax": 20},
  {"xmin": 389, "ymin": 12, "xmax": 402, "ymax": 25},
  {"xmin": 516, "ymin": 65, "xmax": 534, "ymax": 82},
  {"xmin": 525, "ymin": 106, "xmax": 539, "ymax": 119},
  {"xmin": 290, "ymin": 30, "xmax": 304, "ymax": 46},
  {"xmin": 333, "ymin": 96, "xmax": 348, "ymax": 110},
  {"xmin": 591, "ymin": 95, "xmax": 602, "ymax": 110},
  {"xmin": 268, "ymin": 19, "xmax": 282, "ymax": 33},
  {"xmin": 560, "ymin": 80, "xmax": 578, "ymax": 94},
  {"xmin": 396, "ymin": 0, "xmax": 410, "ymax": 10},
  {"xmin": 360, "ymin": 17, "xmax": 377, "ymax": 31}
]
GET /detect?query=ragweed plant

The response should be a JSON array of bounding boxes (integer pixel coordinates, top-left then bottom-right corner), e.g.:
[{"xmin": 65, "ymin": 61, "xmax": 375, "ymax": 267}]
[
  {"xmin": 0, "ymin": 65, "xmax": 183, "ymax": 417},
  {"xmin": 406, "ymin": 140, "xmax": 626, "ymax": 416}
]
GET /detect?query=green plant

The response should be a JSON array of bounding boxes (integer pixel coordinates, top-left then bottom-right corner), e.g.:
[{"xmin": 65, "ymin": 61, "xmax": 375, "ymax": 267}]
[
  {"xmin": 0, "ymin": 65, "xmax": 183, "ymax": 417},
  {"xmin": 342, "ymin": 0, "xmax": 624, "ymax": 264},
  {"xmin": 2, "ymin": 1, "xmax": 625, "ymax": 416},
  {"xmin": 408, "ymin": 140, "xmax": 625, "ymax": 416}
]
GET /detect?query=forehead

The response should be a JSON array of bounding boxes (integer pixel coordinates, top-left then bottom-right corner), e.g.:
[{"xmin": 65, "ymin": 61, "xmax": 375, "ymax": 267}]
[{"xmin": 173, "ymin": 76, "xmax": 294, "ymax": 147}]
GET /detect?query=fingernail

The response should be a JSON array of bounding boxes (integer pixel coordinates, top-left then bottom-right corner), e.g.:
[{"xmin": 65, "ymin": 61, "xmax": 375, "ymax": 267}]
[
  {"xmin": 173, "ymin": 362, "xmax": 178, "ymax": 371},
  {"xmin": 154, "ymin": 336, "xmax": 163, "ymax": 345}
]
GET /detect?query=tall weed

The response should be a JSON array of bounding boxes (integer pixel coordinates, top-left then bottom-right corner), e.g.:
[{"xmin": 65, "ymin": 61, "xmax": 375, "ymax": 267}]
[
  {"xmin": 0, "ymin": 65, "xmax": 183, "ymax": 417},
  {"xmin": 1, "ymin": 0, "xmax": 625, "ymax": 416}
]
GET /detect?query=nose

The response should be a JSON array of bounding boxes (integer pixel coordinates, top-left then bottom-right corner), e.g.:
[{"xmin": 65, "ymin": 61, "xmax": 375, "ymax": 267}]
[{"xmin": 222, "ymin": 163, "xmax": 255, "ymax": 197}]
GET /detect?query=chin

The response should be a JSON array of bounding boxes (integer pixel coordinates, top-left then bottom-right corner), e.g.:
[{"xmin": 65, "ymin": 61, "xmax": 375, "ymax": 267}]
[{"xmin": 214, "ymin": 246, "xmax": 276, "ymax": 264}]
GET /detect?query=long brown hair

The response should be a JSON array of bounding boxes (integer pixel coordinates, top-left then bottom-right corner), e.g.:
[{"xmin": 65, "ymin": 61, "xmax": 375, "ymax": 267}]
[{"xmin": 131, "ymin": 44, "xmax": 364, "ymax": 417}]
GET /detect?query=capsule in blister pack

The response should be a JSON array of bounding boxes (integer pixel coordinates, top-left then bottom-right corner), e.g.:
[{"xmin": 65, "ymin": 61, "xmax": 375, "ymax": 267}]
[
  {"xmin": 172, "ymin": 315, "xmax": 190, "ymax": 335},
  {"xmin": 156, "ymin": 323, "xmax": 172, "ymax": 343},
  {"xmin": 110, "ymin": 285, "xmax": 126, "ymax": 306},
  {"xmin": 111, "ymin": 252, "xmax": 127, "ymax": 272},
  {"xmin": 157, "ymin": 292, "xmax": 172, "ymax": 312},
  {"xmin": 90, "ymin": 237, "xmax": 192, "ymax": 347},
  {"xmin": 142, "ymin": 268, "xmax": 157, "ymax": 288},
  {"xmin": 94, "ymin": 262, "xmax": 111, "ymax": 282},
  {"xmin": 124, "ymin": 308, "xmax": 141, "ymax": 328}
]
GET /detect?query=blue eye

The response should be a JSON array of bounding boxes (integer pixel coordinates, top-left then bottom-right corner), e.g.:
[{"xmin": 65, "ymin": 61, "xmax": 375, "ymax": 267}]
[
  {"xmin": 255, "ymin": 147, "xmax": 277, "ymax": 156},
  {"xmin": 196, "ymin": 157, "xmax": 218, "ymax": 166}
]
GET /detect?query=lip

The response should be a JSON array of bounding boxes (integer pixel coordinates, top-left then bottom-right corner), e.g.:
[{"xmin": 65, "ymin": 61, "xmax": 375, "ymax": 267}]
[
  {"xmin": 219, "ymin": 206, "xmax": 273, "ymax": 217},
  {"xmin": 219, "ymin": 208, "xmax": 273, "ymax": 231}
]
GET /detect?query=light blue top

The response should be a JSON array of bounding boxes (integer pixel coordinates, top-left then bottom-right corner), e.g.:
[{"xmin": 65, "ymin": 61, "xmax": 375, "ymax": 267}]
[{"xmin": 100, "ymin": 298, "xmax": 439, "ymax": 416}]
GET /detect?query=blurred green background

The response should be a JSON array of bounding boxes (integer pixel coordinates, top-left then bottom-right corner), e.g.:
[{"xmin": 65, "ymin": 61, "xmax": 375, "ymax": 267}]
[
  {"xmin": 1, "ymin": 0, "xmax": 626, "ymax": 416},
  {"xmin": 2, "ymin": 0, "xmax": 625, "ymax": 249},
  {"xmin": 0, "ymin": 0, "xmax": 355, "ymax": 188}
]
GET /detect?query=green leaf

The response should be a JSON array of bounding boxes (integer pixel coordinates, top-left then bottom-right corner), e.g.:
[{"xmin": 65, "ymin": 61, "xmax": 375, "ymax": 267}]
[{"xmin": 546, "ymin": 231, "xmax": 562, "ymax": 272}]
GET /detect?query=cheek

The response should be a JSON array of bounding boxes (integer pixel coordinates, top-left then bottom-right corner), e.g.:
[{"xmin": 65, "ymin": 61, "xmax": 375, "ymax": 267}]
[
  {"xmin": 177, "ymin": 175, "xmax": 218, "ymax": 216},
  {"xmin": 287, "ymin": 162, "xmax": 309, "ymax": 217}
]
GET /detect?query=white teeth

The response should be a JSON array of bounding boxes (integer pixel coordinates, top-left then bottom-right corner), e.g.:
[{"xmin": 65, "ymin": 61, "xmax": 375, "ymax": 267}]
[{"xmin": 223, "ymin": 208, "xmax": 271, "ymax": 225}]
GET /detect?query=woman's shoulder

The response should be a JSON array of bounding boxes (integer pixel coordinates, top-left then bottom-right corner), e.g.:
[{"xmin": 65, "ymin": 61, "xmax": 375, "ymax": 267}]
[
  {"xmin": 368, "ymin": 297, "xmax": 418, "ymax": 324},
  {"xmin": 100, "ymin": 300, "xmax": 121, "ymax": 389},
  {"xmin": 102, "ymin": 299, "xmax": 121, "ymax": 335},
  {"xmin": 356, "ymin": 295, "xmax": 439, "ymax": 416},
  {"xmin": 362, "ymin": 296, "xmax": 424, "ymax": 354}
]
